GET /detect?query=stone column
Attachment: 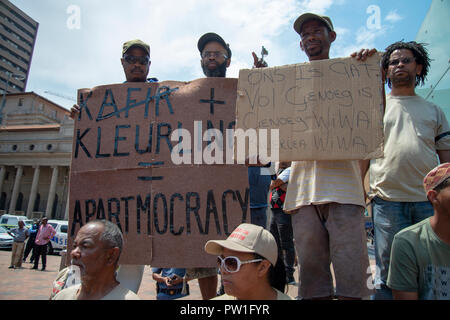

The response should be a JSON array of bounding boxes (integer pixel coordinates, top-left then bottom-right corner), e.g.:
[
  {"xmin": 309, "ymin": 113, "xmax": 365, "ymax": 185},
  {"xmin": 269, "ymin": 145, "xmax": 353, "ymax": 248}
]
[
  {"xmin": 26, "ymin": 166, "xmax": 40, "ymax": 218},
  {"xmin": 45, "ymin": 166, "xmax": 59, "ymax": 218},
  {"xmin": 0, "ymin": 166, "xmax": 5, "ymax": 196},
  {"xmin": 8, "ymin": 166, "xmax": 23, "ymax": 214},
  {"xmin": 64, "ymin": 193, "xmax": 70, "ymax": 220}
]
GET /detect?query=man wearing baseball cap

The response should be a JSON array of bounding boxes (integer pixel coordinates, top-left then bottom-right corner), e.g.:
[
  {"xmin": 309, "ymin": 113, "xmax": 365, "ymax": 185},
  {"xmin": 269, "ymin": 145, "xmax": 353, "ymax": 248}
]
[
  {"xmin": 205, "ymin": 223, "xmax": 292, "ymax": 300},
  {"xmin": 387, "ymin": 163, "xmax": 450, "ymax": 300},
  {"xmin": 70, "ymin": 39, "xmax": 158, "ymax": 293},
  {"xmin": 283, "ymin": 12, "xmax": 376, "ymax": 300},
  {"xmin": 70, "ymin": 39, "xmax": 157, "ymax": 118}
]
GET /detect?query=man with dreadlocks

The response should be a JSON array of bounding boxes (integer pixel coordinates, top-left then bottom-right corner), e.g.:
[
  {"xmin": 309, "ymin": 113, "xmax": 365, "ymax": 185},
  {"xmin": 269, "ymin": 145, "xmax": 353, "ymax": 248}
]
[{"xmin": 361, "ymin": 41, "xmax": 450, "ymax": 300}]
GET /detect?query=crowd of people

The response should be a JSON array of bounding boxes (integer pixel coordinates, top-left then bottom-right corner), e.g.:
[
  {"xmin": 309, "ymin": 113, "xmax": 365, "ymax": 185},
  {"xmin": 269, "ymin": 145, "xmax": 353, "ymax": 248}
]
[{"xmin": 6, "ymin": 11, "xmax": 448, "ymax": 301}]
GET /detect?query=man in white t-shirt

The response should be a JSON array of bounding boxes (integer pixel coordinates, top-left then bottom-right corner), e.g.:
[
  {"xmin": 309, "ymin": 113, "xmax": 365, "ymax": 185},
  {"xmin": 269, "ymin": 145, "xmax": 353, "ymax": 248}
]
[
  {"xmin": 284, "ymin": 12, "xmax": 375, "ymax": 300},
  {"xmin": 361, "ymin": 41, "xmax": 450, "ymax": 300}
]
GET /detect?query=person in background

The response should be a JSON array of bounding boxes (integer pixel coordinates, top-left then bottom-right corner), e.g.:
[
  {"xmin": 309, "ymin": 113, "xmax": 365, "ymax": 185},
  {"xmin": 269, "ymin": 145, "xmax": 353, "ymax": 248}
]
[
  {"xmin": 269, "ymin": 162, "xmax": 296, "ymax": 285},
  {"xmin": 387, "ymin": 162, "xmax": 450, "ymax": 300},
  {"xmin": 32, "ymin": 217, "xmax": 56, "ymax": 271},
  {"xmin": 152, "ymin": 268, "xmax": 189, "ymax": 300},
  {"xmin": 8, "ymin": 220, "xmax": 29, "ymax": 269},
  {"xmin": 23, "ymin": 219, "xmax": 39, "ymax": 263}
]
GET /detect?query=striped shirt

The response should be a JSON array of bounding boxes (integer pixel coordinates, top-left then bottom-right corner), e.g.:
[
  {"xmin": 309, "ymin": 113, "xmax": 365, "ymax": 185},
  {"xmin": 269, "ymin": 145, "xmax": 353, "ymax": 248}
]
[{"xmin": 283, "ymin": 160, "xmax": 365, "ymax": 212}]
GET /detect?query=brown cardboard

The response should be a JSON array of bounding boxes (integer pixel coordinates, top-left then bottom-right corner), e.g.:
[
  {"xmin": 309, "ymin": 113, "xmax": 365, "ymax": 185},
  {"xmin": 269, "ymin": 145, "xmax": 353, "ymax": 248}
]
[
  {"xmin": 235, "ymin": 54, "xmax": 384, "ymax": 161},
  {"xmin": 68, "ymin": 79, "xmax": 249, "ymax": 266}
]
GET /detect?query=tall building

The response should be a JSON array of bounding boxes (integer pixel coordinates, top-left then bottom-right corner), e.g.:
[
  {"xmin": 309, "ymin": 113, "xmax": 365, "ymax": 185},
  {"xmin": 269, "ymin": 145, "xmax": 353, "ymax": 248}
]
[{"xmin": 0, "ymin": 0, "xmax": 38, "ymax": 94}]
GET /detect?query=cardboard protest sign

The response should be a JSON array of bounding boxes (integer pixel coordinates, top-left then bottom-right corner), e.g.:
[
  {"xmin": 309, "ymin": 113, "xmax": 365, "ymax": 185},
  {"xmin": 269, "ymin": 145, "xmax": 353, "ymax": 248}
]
[
  {"xmin": 69, "ymin": 78, "xmax": 249, "ymax": 267},
  {"xmin": 235, "ymin": 54, "xmax": 384, "ymax": 161}
]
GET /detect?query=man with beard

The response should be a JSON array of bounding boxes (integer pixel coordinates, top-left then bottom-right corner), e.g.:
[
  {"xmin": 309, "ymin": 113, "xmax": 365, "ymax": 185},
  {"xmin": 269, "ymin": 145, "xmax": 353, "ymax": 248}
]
[
  {"xmin": 70, "ymin": 39, "xmax": 157, "ymax": 294},
  {"xmin": 182, "ymin": 33, "xmax": 231, "ymax": 300},
  {"xmin": 53, "ymin": 220, "xmax": 140, "ymax": 300},
  {"xmin": 197, "ymin": 33, "xmax": 272, "ymax": 230},
  {"xmin": 188, "ymin": 33, "xmax": 274, "ymax": 299},
  {"xmin": 283, "ymin": 13, "xmax": 376, "ymax": 300},
  {"xmin": 361, "ymin": 41, "xmax": 450, "ymax": 299}
]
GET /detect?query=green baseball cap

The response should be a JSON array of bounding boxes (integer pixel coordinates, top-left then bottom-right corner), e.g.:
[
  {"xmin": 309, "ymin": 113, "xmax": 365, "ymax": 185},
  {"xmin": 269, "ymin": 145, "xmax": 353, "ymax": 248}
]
[
  {"xmin": 293, "ymin": 13, "xmax": 334, "ymax": 35},
  {"xmin": 122, "ymin": 39, "xmax": 150, "ymax": 56}
]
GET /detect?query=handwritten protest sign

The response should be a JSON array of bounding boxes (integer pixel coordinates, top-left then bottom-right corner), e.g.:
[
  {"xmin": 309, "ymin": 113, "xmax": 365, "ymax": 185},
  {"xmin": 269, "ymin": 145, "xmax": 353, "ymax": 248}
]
[
  {"xmin": 69, "ymin": 78, "xmax": 249, "ymax": 267},
  {"xmin": 235, "ymin": 55, "xmax": 384, "ymax": 161}
]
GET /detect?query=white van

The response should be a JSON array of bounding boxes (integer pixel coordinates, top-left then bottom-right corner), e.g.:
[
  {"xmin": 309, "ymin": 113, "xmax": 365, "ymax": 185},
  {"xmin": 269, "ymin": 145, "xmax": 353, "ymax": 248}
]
[
  {"xmin": 0, "ymin": 214, "xmax": 28, "ymax": 230},
  {"xmin": 47, "ymin": 220, "xmax": 68, "ymax": 255}
]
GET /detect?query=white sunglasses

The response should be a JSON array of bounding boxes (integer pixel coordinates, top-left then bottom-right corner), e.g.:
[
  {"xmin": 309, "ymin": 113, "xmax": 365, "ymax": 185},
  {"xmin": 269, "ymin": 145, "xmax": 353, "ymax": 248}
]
[{"xmin": 217, "ymin": 255, "xmax": 263, "ymax": 273}]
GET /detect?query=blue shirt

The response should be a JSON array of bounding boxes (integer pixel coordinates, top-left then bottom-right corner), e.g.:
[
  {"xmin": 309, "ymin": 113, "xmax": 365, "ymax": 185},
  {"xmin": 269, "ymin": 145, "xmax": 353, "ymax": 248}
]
[
  {"xmin": 152, "ymin": 268, "xmax": 185, "ymax": 290},
  {"xmin": 248, "ymin": 166, "xmax": 272, "ymax": 208}
]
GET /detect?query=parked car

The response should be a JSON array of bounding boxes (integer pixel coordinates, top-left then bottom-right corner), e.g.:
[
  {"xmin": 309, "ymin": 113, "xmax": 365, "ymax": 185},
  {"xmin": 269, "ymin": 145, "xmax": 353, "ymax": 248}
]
[
  {"xmin": 0, "ymin": 214, "xmax": 28, "ymax": 230},
  {"xmin": 0, "ymin": 226, "xmax": 14, "ymax": 249},
  {"xmin": 47, "ymin": 220, "xmax": 68, "ymax": 255}
]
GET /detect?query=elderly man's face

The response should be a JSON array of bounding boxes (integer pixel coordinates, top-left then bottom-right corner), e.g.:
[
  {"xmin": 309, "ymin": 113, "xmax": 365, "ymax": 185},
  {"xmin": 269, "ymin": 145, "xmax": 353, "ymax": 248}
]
[
  {"xmin": 121, "ymin": 47, "xmax": 150, "ymax": 82},
  {"xmin": 71, "ymin": 223, "xmax": 112, "ymax": 278}
]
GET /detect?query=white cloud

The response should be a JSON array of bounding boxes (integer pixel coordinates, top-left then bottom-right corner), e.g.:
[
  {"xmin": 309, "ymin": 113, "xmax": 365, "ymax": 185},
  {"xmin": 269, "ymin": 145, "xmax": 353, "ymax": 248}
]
[{"xmin": 385, "ymin": 10, "xmax": 403, "ymax": 23}]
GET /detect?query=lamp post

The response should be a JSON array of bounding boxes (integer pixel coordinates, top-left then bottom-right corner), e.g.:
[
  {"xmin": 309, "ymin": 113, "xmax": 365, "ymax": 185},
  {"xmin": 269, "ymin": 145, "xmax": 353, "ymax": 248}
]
[{"xmin": 0, "ymin": 71, "xmax": 26, "ymax": 125}]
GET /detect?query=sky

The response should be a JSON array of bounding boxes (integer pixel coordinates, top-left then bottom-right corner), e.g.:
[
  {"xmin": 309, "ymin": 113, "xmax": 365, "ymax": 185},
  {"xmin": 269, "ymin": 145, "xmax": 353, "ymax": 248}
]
[{"xmin": 10, "ymin": 0, "xmax": 433, "ymax": 110}]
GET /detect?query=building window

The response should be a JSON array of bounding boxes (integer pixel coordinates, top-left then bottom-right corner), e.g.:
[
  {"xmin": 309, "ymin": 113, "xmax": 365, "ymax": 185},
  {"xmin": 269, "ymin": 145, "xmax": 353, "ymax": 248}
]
[
  {"xmin": 29, "ymin": 144, "xmax": 34, "ymax": 151},
  {"xmin": 46, "ymin": 144, "xmax": 52, "ymax": 150},
  {"xmin": 18, "ymin": 98, "xmax": 23, "ymax": 106},
  {"xmin": 12, "ymin": 145, "xmax": 18, "ymax": 151}
]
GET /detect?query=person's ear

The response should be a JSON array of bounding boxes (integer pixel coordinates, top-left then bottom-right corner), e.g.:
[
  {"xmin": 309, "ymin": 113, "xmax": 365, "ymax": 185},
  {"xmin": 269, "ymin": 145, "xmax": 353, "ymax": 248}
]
[
  {"xmin": 416, "ymin": 63, "xmax": 423, "ymax": 76},
  {"xmin": 226, "ymin": 58, "xmax": 231, "ymax": 68},
  {"xmin": 257, "ymin": 260, "xmax": 271, "ymax": 277},
  {"xmin": 328, "ymin": 30, "xmax": 337, "ymax": 43},
  {"xmin": 427, "ymin": 190, "xmax": 438, "ymax": 204},
  {"xmin": 300, "ymin": 41, "xmax": 305, "ymax": 52},
  {"xmin": 107, "ymin": 247, "xmax": 120, "ymax": 265}
]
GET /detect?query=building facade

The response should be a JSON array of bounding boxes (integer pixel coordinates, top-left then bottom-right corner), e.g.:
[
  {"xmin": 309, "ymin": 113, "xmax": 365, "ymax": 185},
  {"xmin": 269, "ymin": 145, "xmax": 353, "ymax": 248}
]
[
  {"xmin": 0, "ymin": 92, "xmax": 73, "ymax": 220},
  {"xmin": 0, "ymin": 0, "xmax": 38, "ymax": 94}
]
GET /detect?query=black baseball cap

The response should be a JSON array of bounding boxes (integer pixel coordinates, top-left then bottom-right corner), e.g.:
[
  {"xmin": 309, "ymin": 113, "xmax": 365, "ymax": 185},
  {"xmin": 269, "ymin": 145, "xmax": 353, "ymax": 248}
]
[
  {"xmin": 294, "ymin": 13, "xmax": 334, "ymax": 35},
  {"xmin": 197, "ymin": 32, "xmax": 232, "ymax": 58}
]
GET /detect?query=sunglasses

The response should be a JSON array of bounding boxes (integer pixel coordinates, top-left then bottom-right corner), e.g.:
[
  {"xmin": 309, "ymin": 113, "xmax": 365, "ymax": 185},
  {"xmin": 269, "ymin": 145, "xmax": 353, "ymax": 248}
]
[
  {"xmin": 124, "ymin": 55, "xmax": 150, "ymax": 65},
  {"xmin": 217, "ymin": 255, "xmax": 262, "ymax": 273},
  {"xmin": 201, "ymin": 51, "xmax": 228, "ymax": 59},
  {"xmin": 388, "ymin": 57, "xmax": 415, "ymax": 66}
]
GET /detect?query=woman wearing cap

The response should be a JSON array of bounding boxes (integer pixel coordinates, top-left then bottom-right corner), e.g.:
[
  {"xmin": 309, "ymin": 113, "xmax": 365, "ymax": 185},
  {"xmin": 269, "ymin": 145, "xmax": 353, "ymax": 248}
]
[{"xmin": 205, "ymin": 223, "xmax": 292, "ymax": 300}]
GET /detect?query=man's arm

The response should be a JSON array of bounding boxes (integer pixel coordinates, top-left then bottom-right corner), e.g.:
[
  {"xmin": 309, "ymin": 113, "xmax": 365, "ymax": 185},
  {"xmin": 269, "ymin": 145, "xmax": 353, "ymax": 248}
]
[
  {"xmin": 437, "ymin": 149, "xmax": 450, "ymax": 163},
  {"xmin": 359, "ymin": 160, "xmax": 370, "ymax": 203},
  {"xmin": 392, "ymin": 290, "xmax": 418, "ymax": 300}
]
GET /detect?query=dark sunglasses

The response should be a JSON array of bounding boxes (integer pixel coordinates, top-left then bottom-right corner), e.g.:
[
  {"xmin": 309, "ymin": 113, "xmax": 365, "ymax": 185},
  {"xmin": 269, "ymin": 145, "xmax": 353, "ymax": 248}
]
[{"xmin": 124, "ymin": 55, "xmax": 150, "ymax": 65}]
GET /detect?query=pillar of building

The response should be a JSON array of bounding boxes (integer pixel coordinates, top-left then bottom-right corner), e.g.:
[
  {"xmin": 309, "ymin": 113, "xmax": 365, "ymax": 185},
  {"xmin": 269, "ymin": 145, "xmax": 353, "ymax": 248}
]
[
  {"xmin": 64, "ymin": 194, "xmax": 70, "ymax": 220},
  {"xmin": 8, "ymin": 166, "xmax": 23, "ymax": 214},
  {"xmin": 45, "ymin": 166, "xmax": 59, "ymax": 217},
  {"xmin": 26, "ymin": 166, "xmax": 40, "ymax": 218}
]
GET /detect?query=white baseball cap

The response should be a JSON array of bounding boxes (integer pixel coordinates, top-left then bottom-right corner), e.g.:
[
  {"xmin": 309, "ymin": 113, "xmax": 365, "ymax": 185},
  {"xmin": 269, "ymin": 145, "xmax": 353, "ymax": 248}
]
[{"xmin": 205, "ymin": 223, "xmax": 278, "ymax": 266}]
